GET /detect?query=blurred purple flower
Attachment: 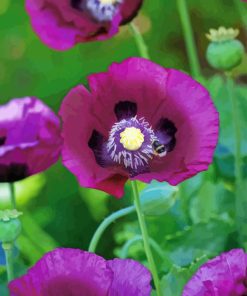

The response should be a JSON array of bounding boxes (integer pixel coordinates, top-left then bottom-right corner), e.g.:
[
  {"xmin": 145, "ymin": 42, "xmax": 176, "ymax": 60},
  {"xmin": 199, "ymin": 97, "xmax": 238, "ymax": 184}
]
[
  {"xmin": 0, "ymin": 97, "xmax": 62, "ymax": 182},
  {"xmin": 25, "ymin": 0, "xmax": 143, "ymax": 51},
  {"xmin": 182, "ymin": 249, "xmax": 247, "ymax": 296},
  {"xmin": 59, "ymin": 57, "xmax": 219, "ymax": 198},
  {"xmin": 9, "ymin": 248, "xmax": 151, "ymax": 296}
]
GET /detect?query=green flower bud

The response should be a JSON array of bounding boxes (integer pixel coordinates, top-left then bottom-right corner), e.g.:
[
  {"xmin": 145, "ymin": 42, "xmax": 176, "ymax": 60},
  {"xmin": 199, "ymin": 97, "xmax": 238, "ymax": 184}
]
[
  {"xmin": 0, "ymin": 210, "xmax": 22, "ymax": 243},
  {"xmin": 206, "ymin": 27, "xmax": 245, "ymax": 71},
  {"xmin": 140, "ymin": 181, "xmax": 178, "ymax": 216}
]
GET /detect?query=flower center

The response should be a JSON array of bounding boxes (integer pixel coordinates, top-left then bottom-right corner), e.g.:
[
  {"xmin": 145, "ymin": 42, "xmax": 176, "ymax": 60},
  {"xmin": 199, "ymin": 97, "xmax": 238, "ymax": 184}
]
[
  {"xmin": 100, "ymin": 0, "xmax": 118, "ymax": 4},
  {"xmin": 107, "ymin": 117, "xmax": 155, "ymax": 176},
  {"xmin": 71, "ymin": 0, "xmax": 122, "ymax": 22},
  {"xmin": 120, "ymin": 127, "xmax": 144, "ymax": 151}
]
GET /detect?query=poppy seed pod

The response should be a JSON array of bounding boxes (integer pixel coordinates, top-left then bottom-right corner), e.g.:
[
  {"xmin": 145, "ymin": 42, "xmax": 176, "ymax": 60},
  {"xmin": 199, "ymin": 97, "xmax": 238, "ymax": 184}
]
[
  {"xmin": 140, "ymin": 181, "xmax": 178, "ymax": 216},
  {"xmin": 206, "ymin": 27, "xmax": 245, "ymax": 71},
  {"xmin": 0, "ymin": 210, "xmax": 22, "ymax": 243}
]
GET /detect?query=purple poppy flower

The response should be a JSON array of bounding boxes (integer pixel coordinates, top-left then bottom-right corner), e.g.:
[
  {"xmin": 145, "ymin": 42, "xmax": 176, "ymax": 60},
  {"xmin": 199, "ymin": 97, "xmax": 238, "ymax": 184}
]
[
  {"xmin": 182, "ymin": 249, "xmax": 247, "ymax": 296},
  {"xmin": 8, "ymin": 248, "xmax": 152, "ymax": 296},
  {"xmin": 0, "ymin": 97, "xmax": 62, "ymax": 182},
  {"xmin": 25, "ymin": 0, "xmax": 143, "ymax": 51},
  {"xmin": 59, "ymin": 57, "xmax": 219, "ymax": 198}
]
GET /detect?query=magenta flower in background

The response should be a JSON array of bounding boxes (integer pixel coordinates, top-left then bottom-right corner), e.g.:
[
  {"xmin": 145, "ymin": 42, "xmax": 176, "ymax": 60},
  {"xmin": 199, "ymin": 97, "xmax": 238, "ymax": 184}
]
[
  {"xmin": 9, "ymin": 248, "xmax": 151, "ymax": 296},
  {"xmin": 25, "ymin": 0, "xmax": 143, "ymax": 51},
  {"xmin": 0, "ymin": 97, "xmax": 62, "ymax": 182},
  {"xmin": 182, "ymin": 249, "xmax": 247, "ymax": 296},
  {"xmin": 60, "ymin": 57, "xmax": 219, "ymax": 198}
]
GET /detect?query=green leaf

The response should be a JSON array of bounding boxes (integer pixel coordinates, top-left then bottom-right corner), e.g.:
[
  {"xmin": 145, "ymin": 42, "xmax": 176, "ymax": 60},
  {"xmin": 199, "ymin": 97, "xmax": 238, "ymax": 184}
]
[
  {"xmin": 190, "ymin": 179, "xmax": 235, "ymax": 223},
  {"xmin": 162, "ymin": 218, "xmax": 234, "ymax": 267},
  {"xmin": 190, "ymin": 181, "xmax": 217, "ymax": 223},
  {"xmin": 0, "ymin": 284, "xmax": 8, "ymax": 296},
  {"xmin": 161, "ymin": 265, "xmax": 190, "ymax": 296},
  {"xmin": 206, "ymin": 75, "xmax": 247, "ymax": 157},
  {"xmin": 161, "ymin": 256, "xmax": 208, "ymax": 296}
]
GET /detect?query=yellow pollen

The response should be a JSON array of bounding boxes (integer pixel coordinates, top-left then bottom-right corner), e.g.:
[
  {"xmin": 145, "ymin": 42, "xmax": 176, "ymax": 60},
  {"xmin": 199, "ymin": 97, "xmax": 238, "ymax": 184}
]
[
  {"xmin": 99, "ymin": 0, "xmax": 118, "ymax": 4},
  {"xmin": 120, "ymin": 127, "xmax": 144, "ymax": 151}
]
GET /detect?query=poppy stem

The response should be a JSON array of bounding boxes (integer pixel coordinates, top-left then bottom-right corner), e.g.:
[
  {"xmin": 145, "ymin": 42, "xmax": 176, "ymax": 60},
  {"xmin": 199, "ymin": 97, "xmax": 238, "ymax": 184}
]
[
  {"xmin": 131, "ymin": 181, "xmax": 162, "ymax": 296},
  {"xmin": 9, "ymin": 183, "xmax": 16, "ymax": 210},
  {"xmin": 226, "ymin": 73, "xmax": 245, "ymax": 247},
  {"xmin": 88, "ymin": 206, "xmax": 135, "ymax": 253},
  {"xmin": 2, "ymin": 242, "xmax": 14, "ymax": 282},
  {"xmin": 120, "ymin": 234, "xmax": 172, "ymax": 265},
  {"xmin": 129, "ymin": 22, "xmax": 150, "ymax": 59},
  {"xmin": 233, "ymin": 0, "xmax": 247, "ymax": 38},
  {"xmin": 176, "ymin": 0, "xmax": 201, "ymax": 78}
]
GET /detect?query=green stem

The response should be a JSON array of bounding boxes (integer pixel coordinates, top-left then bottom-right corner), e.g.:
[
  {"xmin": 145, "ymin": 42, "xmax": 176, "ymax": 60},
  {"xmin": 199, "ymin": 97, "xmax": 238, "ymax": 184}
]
[
  {"xmin": 9, "ymin": 183, "xmax": 16, "ymax": 209},
  {"xmin": 120, "ymin": 235, "xmax": 165, "ymax": 260},
  {"xmin": 131, "ymin": 181, "xmax": 162, "ymax": 296},
  {"xmin": 2, "ymin": 243, "xmax": 14, "ymax": 282},
  {"xmin": 88, "ymin": 206, "xmax": 135, "ymax": 253},
  {"xmin": 176, "ymin": 0, "xmax": 201, "ymax": 78},
  {"xmin": 129, "ymin": 22, "xmax": 150, "ymax": 59},
  {"xmin": 226, "ymin": 74, "xmax": 245, "ymax": 245},
  {"xmin": 233, "ymin": 0, "xmax": 247, "ymax": 38}
]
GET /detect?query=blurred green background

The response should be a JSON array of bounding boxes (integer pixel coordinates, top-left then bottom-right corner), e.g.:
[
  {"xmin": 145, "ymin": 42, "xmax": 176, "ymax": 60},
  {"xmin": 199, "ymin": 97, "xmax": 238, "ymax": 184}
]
[{"xmin": 0, "ymin": 0, "xmax": 247, "ymax": 295}]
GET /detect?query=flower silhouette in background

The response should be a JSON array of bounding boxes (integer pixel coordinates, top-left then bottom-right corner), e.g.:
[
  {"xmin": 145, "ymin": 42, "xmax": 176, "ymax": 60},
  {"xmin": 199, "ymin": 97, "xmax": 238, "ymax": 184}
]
[
  {"xmin": 9, "ymin": 248, "xmax": 151, "ymax": 296},
  {"xmin": 25, "ymin": 0, "xmax": 143, "ymax": 50},
  {"xmin": 182, "ymin": 249, "xmax": 247, "ymax": 295},
  {"xmin": 60, "ymin": 57, "xmax": 219, "ymax": 198},
  {"xmin": 0, "ymin": 97, "xmax": 62, "ymax": 182}
]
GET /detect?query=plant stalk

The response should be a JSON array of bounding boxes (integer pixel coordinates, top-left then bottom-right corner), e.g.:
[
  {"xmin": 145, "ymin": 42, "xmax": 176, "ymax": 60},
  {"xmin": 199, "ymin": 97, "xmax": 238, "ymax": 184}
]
[
  {"xmin": 2, "ymin": 243, "xmax": 14, "ymax": 282},
  {"xmin": 88, "ymin": 206, "xmax": 135, "ymax": 253},
  {"xmin": 131, "ymin": 181, "xmax": 162, "ymax": 296},
  {"xmin": 176, "ymin": 0, "xmax": 201, "ymax": 78},
  {"xmin": 226, "ymin": 73, "xmax": 246, "ymax": 247},
  {"xmin": 129, "ymin": 22, "xmax": 150, "ymax": 59},
  {"xmin": 9, "ymin": 183, "xmax": 16, "ymax": 209}
]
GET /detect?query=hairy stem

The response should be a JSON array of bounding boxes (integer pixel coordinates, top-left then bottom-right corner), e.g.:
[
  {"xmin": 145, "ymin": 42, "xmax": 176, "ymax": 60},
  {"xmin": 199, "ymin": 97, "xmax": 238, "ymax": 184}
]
[
  {"xmin": 2, "ymin": 243, "xmax": 14, "ymax": 282},
  {"xmin": 233, "ymin": 0, "xmax": 247, "ymax": 38},
  {"xmin": 176, "ymin": 0, "xmax": 201, "ymax": 78},
  {"xmin": 88, "ymin": 206, "xmax": 135, "ymax": 253},
  {"xmin": 226, "ymin": 73, "xmax": 246, "ymax": 246},
  {"xmin": 131, "ymin": 181, "xmax": 162, "ymax": 296},
  {"xmin": 129, "ymin": 22, "xmax": 150, "ymax": 59},
  {"xmin": 9, "ymin": 183, "xmax": 16, "ymax": 209}
]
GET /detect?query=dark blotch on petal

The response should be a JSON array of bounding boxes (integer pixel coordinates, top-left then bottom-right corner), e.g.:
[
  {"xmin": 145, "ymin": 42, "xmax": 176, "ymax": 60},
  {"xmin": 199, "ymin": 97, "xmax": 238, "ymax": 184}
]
[
  {"xmin": 88, "ymin": 129, "xmax": 111, "ymax": 167},
  {"xmin": 0, "ymin": 163, "xmax": 29, "ymax": 182},
  {"xmin": 243, "ymin": 268, "xmax": 247, "ymax": 288},
  {"xmin": 156, "ymin": 118, "xmax": 177, "ymax": 152},
  {"xmin": 89, "ymin": 27, "xmax": 108, "ymax": 39},
  {"xmin": 88, "ymin": 130, "xmax": 104, "ymax": 150},
  {"xmin": 70, "ymin": 0, "xmax": 83, "ymax": 10},
  {"xmin": 0, "ymin": 137, "xmax": 6, "ymax": 146},
  {"xmin": 114, "ymin": 101, "xmax": 137, "ymax": 121}
]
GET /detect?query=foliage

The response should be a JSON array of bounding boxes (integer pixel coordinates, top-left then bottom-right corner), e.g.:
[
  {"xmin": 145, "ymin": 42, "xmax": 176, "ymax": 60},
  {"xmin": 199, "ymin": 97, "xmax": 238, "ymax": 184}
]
[{"xmin": 0, "ymin": 0, "xmax": 247, "ymax": 295}]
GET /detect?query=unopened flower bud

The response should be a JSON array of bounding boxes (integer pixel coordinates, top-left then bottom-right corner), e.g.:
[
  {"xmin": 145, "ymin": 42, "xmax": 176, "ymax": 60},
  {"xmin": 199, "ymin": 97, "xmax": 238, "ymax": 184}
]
[
  {"xmin": 0, "ymin": 210, "xmax": 22, "ymax": 243},
  {"xmin": 140, "ymin": 181, "xmax": 178, "ymax": 216},
  {"xmin": 206, "ymin": 27, "xmax": 245, "ymax": 71}
]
